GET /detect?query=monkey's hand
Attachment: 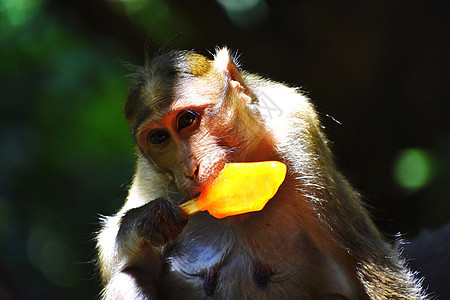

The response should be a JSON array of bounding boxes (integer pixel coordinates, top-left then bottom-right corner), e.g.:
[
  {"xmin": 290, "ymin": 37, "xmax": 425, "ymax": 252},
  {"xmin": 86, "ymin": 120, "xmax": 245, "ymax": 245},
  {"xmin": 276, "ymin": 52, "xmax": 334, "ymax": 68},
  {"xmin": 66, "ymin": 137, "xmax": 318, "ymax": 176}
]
[{"xmin": 118, "ymin": 198, "xmax": 188, "ymax": 248}]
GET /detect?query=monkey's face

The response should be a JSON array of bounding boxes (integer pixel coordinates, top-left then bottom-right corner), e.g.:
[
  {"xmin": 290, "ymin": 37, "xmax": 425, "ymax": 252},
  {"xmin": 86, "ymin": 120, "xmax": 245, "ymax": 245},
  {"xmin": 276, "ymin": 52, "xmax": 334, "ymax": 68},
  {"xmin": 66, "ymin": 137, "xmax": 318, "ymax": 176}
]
[{"xmin": 134, "ymin": 78, "xmax": 251, "ymax": 199}]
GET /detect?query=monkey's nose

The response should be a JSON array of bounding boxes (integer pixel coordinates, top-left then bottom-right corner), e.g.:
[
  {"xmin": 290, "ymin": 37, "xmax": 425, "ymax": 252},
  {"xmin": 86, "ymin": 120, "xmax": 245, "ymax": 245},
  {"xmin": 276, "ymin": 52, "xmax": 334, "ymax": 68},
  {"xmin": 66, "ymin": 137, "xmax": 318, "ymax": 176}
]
[
  {"xmin": 194, "ymin": 166, "xmax": 199, "ymax": 178},
  {"xmin": 185, "ymin": 163, "xmax": 199, "ymax": 179}
]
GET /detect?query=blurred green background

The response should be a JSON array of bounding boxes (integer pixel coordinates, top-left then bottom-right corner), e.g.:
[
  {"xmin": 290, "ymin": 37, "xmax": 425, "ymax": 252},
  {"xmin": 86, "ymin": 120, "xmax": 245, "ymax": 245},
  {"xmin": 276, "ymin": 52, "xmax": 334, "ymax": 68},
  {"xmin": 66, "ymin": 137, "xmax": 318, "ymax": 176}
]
[{"xmin": 0, "ymin": 0, "xmax": 448, "ymax": 299}]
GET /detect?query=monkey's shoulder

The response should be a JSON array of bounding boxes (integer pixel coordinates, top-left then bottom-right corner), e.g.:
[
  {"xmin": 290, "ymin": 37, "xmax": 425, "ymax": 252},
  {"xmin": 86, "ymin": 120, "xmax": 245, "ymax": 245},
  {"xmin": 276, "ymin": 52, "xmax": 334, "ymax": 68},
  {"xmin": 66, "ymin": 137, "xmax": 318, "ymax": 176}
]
[{"xmin": 246, "ymin": 74, "xmax": 314, "ymax": 120}]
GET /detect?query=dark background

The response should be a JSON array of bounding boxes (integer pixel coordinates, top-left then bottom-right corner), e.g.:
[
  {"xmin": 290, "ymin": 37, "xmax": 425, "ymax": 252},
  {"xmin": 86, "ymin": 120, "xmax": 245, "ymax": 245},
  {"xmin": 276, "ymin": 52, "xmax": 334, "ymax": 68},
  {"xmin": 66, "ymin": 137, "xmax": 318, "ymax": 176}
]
[{"xmin": 0, "ymin": 0, "xmax": 448, "ymax": 299}]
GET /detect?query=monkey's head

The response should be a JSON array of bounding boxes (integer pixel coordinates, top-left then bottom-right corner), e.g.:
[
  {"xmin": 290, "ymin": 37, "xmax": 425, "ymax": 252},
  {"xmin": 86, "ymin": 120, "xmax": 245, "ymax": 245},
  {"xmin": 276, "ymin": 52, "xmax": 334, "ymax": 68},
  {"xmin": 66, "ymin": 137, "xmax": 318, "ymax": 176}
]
[{"xmin": 124, "ymin": 48, "xmax": 274, "ymax": 199}]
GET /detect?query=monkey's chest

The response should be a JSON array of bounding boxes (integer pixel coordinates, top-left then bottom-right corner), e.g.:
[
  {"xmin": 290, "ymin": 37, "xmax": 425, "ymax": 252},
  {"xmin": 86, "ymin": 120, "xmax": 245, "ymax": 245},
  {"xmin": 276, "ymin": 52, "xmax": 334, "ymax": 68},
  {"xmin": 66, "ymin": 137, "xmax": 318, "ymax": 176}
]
[{"xmin": 158, "ymin": 223, "xmax": 322, "ymax": 299}]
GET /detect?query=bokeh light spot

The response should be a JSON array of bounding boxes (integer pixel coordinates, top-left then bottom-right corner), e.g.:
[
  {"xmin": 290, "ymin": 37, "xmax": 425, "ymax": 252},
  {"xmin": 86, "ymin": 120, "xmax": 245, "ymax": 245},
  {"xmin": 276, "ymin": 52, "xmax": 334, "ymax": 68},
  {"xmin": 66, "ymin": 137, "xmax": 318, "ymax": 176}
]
[
  {"xmin": 393, "ymin": 148, "xmax": 434, "ymax": 191},
  {"xmin": 217, "ymin": 0, "xmax": 269, "ymax": 29},
  {"xmin": 0, "ymin": 0, "xmax": 43, "ymax": 27},
  {"xmin": 27, "ymin": 226, "xmax": 81, "ymax": 287}
]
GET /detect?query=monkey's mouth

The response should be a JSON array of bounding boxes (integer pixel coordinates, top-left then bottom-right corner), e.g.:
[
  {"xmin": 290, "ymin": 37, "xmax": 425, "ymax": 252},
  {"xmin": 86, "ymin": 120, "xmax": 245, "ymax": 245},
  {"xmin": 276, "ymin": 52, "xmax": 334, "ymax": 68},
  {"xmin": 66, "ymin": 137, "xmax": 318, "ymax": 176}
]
[
  {"xmin": 178, "ymin": 192, "xmax": 200, "ymax": 205},
  {"xmin": 189, "ymin": 189, "xmax": 202, "ymax": 202},
  {"xmin": 189, "ymin": 193, "xmax": 201, "ymax": 205}
]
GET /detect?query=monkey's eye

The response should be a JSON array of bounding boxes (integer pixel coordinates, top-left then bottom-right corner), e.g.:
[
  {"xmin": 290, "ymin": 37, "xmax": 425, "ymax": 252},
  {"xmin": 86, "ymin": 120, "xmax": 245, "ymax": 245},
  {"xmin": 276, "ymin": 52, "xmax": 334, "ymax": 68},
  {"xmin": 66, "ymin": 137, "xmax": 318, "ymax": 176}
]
[
  {"xmin": 177, "ymin": 110, "xmax": 198, "ymax": 131},
  {"xmin": 148, "ymin": 130, "xmax": 170, "ymax": 145}
]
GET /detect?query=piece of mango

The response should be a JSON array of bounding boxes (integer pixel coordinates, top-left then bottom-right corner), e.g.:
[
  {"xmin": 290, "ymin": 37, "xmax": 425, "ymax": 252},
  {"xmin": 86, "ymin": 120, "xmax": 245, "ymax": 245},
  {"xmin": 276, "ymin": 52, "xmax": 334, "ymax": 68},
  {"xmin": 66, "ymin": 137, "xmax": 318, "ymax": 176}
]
[{"xmin": 180, "ymin": 161, "xmax": 287, "ymax": 218}]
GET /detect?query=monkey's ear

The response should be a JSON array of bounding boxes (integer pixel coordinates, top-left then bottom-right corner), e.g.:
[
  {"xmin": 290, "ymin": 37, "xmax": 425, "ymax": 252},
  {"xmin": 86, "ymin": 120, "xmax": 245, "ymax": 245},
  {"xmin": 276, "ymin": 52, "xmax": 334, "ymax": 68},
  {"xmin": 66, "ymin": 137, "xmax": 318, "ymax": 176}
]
[{"xmin": 214, "ymin": 47, "xmax": 252, "ymax": 101}]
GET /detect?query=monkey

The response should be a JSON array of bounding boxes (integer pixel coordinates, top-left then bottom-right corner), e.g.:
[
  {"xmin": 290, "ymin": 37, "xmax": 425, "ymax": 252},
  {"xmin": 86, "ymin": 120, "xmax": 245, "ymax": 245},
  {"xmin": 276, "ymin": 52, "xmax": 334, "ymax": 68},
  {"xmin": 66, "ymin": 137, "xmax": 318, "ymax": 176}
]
[{"xmin": 96, "ymin": 48, "xmax": 426, "ymax": 299}]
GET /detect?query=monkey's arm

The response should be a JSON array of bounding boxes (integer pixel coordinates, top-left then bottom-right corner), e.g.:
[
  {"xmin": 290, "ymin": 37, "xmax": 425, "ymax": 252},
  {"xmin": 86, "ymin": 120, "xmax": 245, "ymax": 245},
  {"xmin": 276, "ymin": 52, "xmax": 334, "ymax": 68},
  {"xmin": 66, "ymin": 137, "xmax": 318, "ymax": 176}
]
[
  {"xmin": 97, "ymin": 199, "xmax": 187, "ymax": 299},
  {"xmin": 97, "ymin": 157, "xmax": 188, "ymax": 299}
]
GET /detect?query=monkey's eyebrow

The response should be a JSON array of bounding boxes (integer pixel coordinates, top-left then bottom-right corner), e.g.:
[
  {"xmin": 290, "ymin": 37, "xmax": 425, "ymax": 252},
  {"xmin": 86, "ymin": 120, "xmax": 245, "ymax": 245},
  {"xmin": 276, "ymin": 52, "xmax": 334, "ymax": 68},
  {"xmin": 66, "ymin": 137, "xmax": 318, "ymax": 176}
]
[
  {"xmin": 132, "ymin": 104, "xmax": 174, "ymax": 136},
  {"xmin": 132, "ymin": 106, "xmax": 152, "ymax": 136}
]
